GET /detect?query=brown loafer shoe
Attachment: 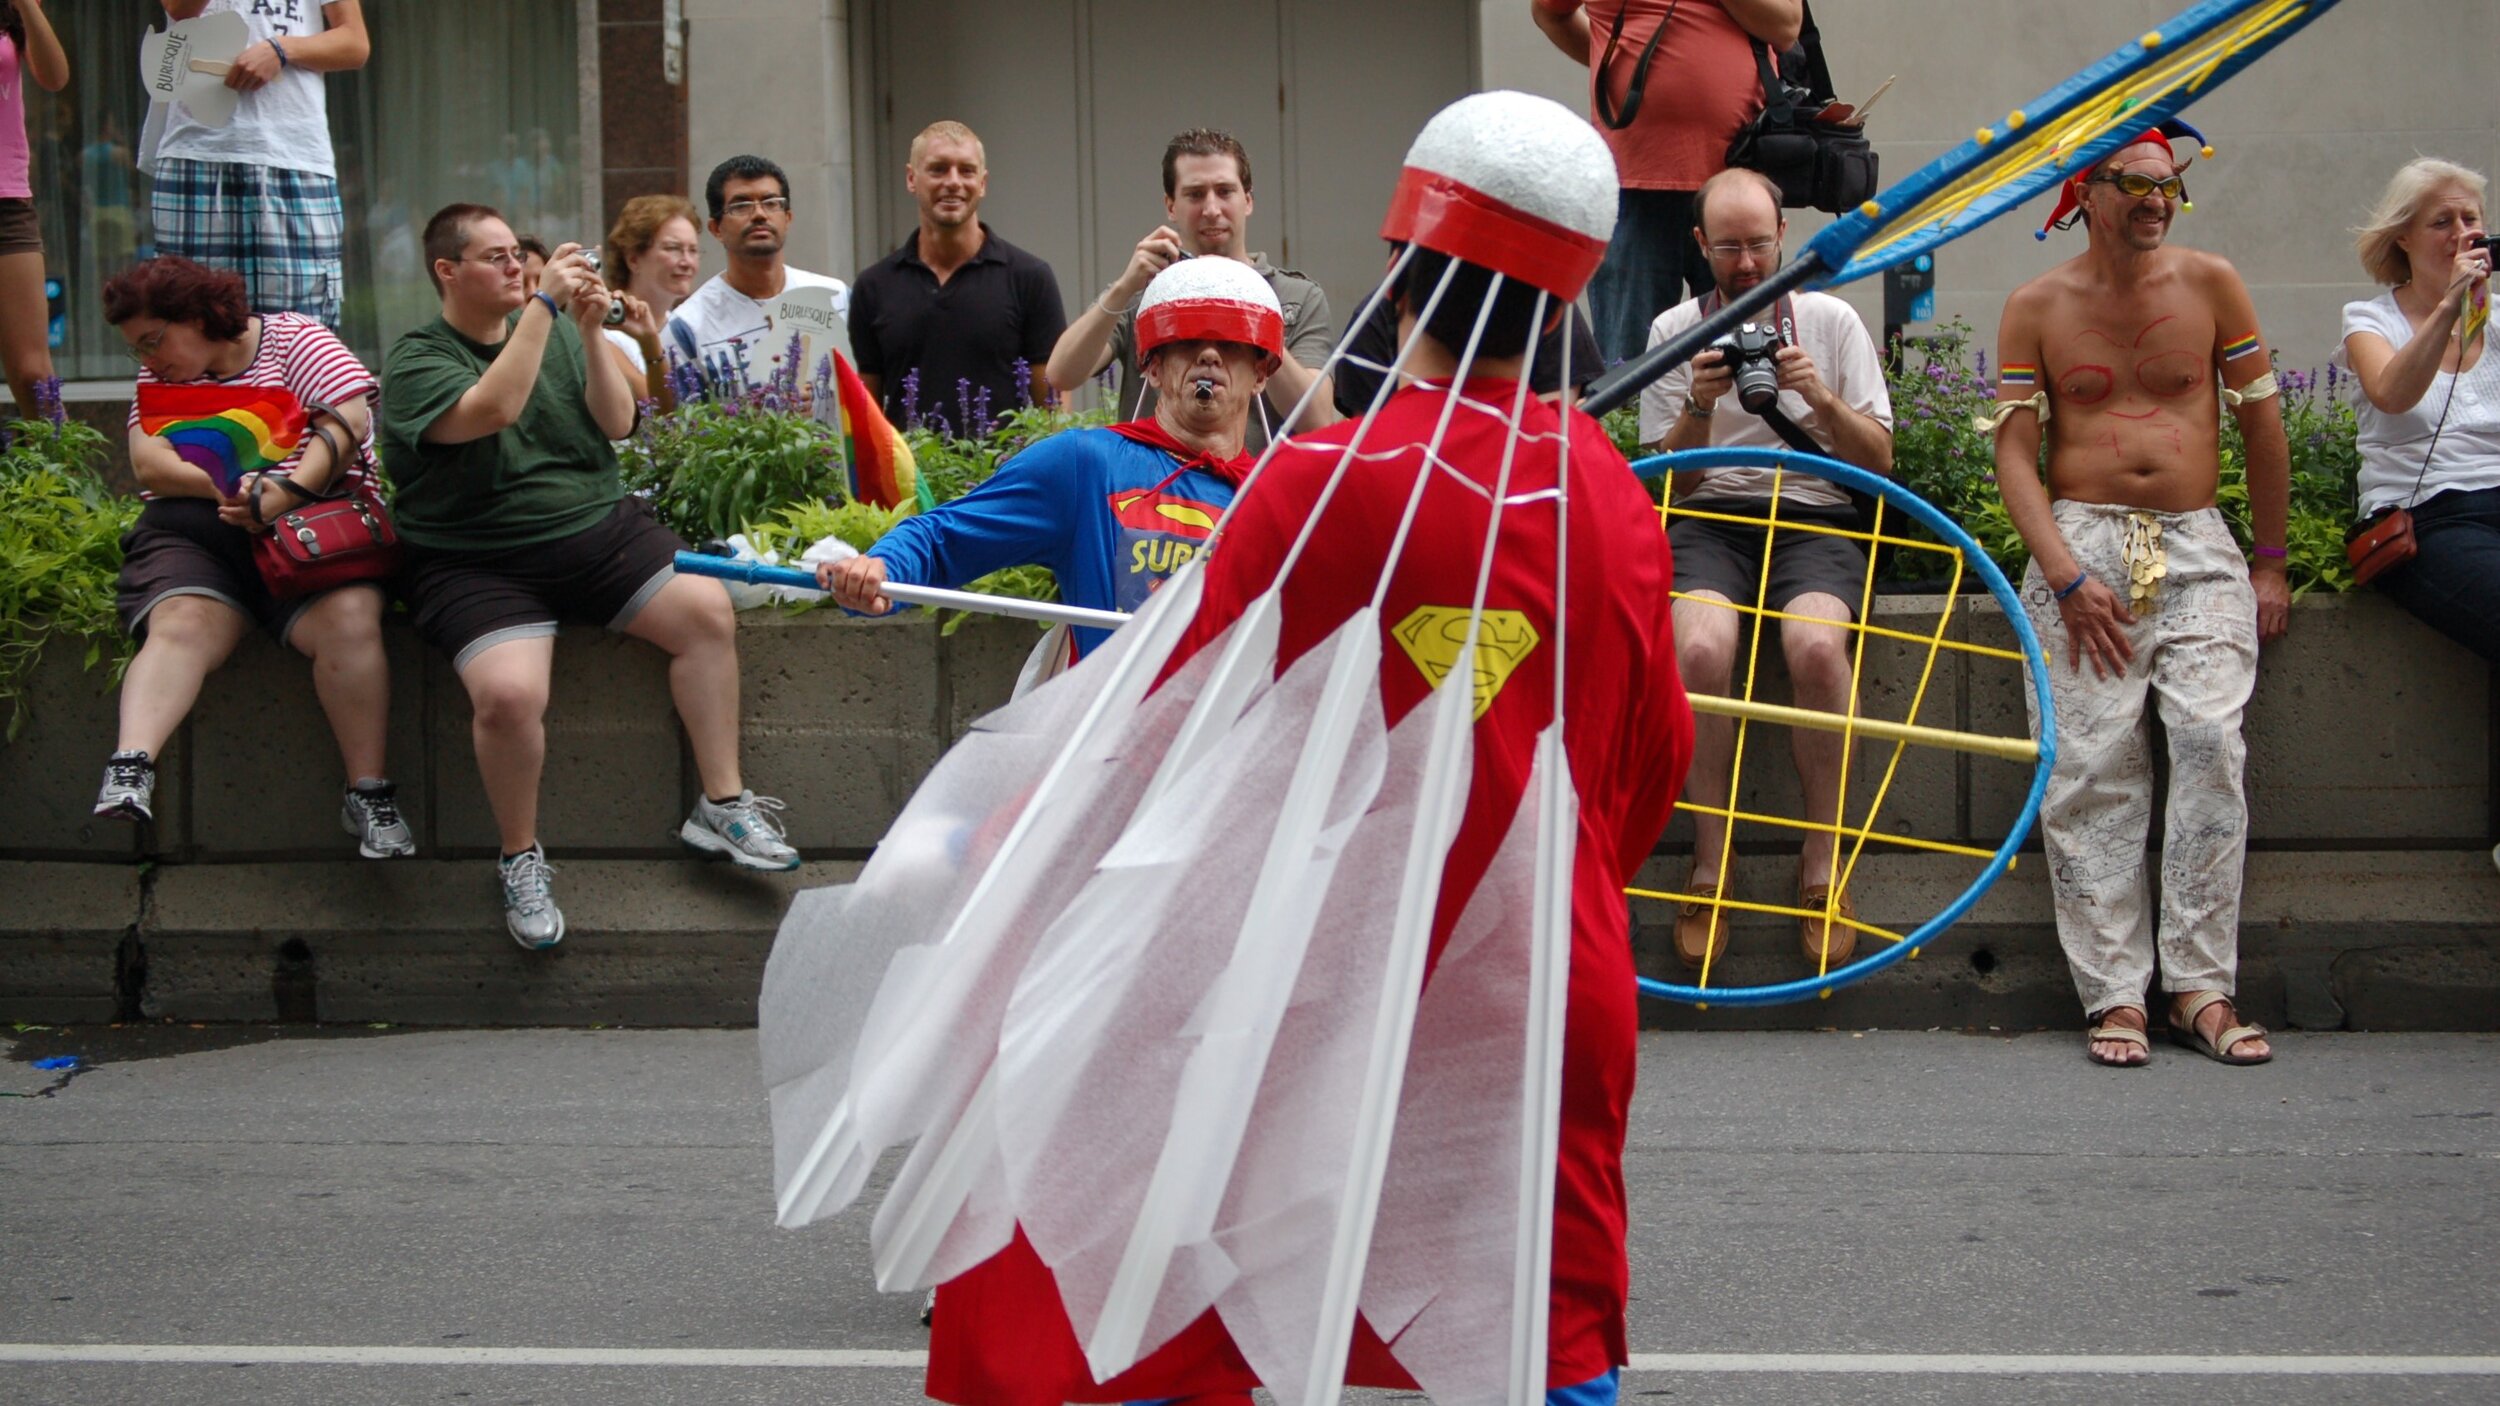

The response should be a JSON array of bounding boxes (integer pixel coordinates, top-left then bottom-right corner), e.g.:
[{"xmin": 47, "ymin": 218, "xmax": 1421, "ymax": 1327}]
[
  {"xmin": 1673, "ymin": 882, "xmax": 1733, "ymax": 970},
  {"xmin": 1798, "ymin": 879, "xmax": 1858, "ymax": 969}
]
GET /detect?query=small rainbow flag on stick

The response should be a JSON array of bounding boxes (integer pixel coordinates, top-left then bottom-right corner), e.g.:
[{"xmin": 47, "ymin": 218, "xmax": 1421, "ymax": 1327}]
[
  {"xmin": 828, "ymin": 350, "xmax": 917, "ymax": 511},
  {"xmin": 135, "ymin": 384, "xmax": 306, "ymax": 493}
]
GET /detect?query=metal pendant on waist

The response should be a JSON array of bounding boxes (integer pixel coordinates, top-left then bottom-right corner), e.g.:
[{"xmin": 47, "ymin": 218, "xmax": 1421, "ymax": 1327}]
[{"xmin": 2122, "ymin": 511, "xmax": 2166, "ymax": 617}]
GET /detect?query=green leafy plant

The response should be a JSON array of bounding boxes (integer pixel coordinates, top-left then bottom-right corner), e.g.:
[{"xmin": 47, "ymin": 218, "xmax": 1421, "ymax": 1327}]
[
  {"xmin": 0, "ymin": 385, "xmax": 133, "ymax": 740},
  {"xmin": 619, "ymin": 389, "xmax": 846, "ymax": 546}
]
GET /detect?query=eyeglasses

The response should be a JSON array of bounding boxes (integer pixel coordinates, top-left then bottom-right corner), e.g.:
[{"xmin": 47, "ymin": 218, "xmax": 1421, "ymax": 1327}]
[
  {"xmin": 2089, "ymin": 171, "xmax": 2188, "ymax": 201},
  {"xmin": 1705, "ymin": 237, "xmax": 1780, "ymax": 260},
  {"xmin": 122, "ymin": 327, "xmax": 168, "ymax": 364},
  {"xmin": 460, "ymin": 248, "xmax": 526, "ymax": 269},
  {"xmin": 723, "ymin": 197, "xmax": 792, "ymax": 218}
]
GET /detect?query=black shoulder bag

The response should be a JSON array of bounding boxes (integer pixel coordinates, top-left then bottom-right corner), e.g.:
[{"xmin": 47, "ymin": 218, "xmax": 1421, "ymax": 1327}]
[{"xmin": 1723, "ymin": 3, "xmax": 1878, "ymax": 214}]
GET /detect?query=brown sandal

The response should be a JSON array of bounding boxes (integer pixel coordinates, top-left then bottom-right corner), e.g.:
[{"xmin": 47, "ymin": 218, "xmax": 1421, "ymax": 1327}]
[
  {"xmin": 2084, "ymin": 1006, "xmax": 2151, "ymax": 1068},
  {"xmin": 2170, "ymin": 991, "xmax": 2271, "ymax": 1066}
]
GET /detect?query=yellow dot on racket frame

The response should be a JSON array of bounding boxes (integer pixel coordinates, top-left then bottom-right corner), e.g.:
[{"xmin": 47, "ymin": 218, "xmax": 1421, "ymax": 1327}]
[
  {"xmin": 1820, "ymin": 989, "xmax": 1833, "ymax": 1000},
  {"xmin": 1976, "ymin": 127, "xmax": 1995, "ymax": 145},
  {"xmin": 2142, "ymin": 30, "xmax": 2163, "ymax": 48},
  {"xmin": 1909, "ymin": 947, "xmax": 1923, "ymax": 960},
  {"xmin": 2007, "ymin": 110, "xmax": 2027, "ymax": 130},
  {"xmin": 1859, "ymin": 199, "xmax": 1881, "ymax": 218}
]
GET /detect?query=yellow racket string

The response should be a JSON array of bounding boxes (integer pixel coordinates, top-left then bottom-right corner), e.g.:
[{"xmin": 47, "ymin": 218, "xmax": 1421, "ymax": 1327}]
[
  {"xmin": 1852, "ymin": 0, "xmax": 2310, "ymax": 269},
  {"xmin": 1692, "ymin": 468, "xmax": 1791, "ymax": 986},
  {"xmin": 1672, "ymin": 593, "xmax": 2030, "ymax": 665},
  {"xmin": 1629, "ymin": 887, "xmax": 1904, "ymax": 945},
  {"xmin": 1668, "ymin": 798, "xmax": 2002, "ymax": 860},
  {"xmin": 1663, "ymin": 502, "xmax": 1961, "ymax": 558}
]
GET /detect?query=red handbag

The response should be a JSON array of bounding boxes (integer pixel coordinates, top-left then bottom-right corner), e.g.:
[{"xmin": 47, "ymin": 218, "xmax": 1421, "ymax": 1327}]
[
  {"xmin": 249, "ymin": 414, "xmax": 403, "ymax": 600},
  {"xmin": 2345, "ymin": 507, "xmax": 2416, "ymax": 587}
]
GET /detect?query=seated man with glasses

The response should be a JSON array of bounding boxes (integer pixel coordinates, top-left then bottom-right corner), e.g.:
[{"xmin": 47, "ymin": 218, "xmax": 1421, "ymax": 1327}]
[
  {"xmin": 666, "ymin": 154, "xmax": 851, "ymax": 396},
  {"xmin": 382, "ymin": 203, "xmax": 805, "ymax": 953},
  {"xmin": 1634, "ymin": 166, "xmax": 1894, "ymax": 977},
  {"xmin": 1985, "ymin": 121, "xmax": 2286, "ymax": 1070}
]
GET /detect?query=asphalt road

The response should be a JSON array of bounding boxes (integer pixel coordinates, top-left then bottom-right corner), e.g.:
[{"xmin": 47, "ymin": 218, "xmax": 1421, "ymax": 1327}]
[{"xmin": 3, "ymin": 1024, "xmax": 2495, "ymax": 1405}]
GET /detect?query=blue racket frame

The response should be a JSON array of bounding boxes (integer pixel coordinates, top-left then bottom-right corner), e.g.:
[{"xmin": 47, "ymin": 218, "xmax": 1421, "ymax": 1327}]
[
  {"xmin": 1583, "ymin": 0, "xmax": 2345, "ymax": 419},
  {"xmin": 1627, "ymin": 447, "xmax": 2058, "ymax": 1008}
]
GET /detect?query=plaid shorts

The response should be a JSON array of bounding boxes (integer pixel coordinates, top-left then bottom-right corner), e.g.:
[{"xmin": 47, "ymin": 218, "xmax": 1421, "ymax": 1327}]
[{"xmin": 150, "ymin": 158, "xmax": 345, "ymax": 328}]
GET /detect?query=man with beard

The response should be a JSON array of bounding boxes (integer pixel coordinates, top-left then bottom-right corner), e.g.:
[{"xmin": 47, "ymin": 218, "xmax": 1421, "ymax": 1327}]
[
  {"xmin": 666, "ymin": 154, "xmax": 849, "ymax": 395},
  {"xmin": 1986, "ymin": 121, "xmax": 2287, "ymax": 1069},
  {"xmin": 1634, "ymin": 165, "xmax": 1894, "ymax": 976}
]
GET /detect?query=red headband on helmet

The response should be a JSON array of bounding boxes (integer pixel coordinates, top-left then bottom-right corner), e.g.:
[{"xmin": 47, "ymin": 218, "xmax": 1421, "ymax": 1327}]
[
  {"xmin": 1380, "ymin": 167, "xmax": 1610, "ymax": 301},
  {"xmin": 1133, "ymin": 296, "xmax": 1285, "ymax": 365}
]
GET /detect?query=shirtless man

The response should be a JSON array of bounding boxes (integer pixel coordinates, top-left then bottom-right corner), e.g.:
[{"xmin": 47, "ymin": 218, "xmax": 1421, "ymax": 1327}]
[{"xmin": 1987, "ymin": 123, "xmax": 2286, "ymax": 1069}]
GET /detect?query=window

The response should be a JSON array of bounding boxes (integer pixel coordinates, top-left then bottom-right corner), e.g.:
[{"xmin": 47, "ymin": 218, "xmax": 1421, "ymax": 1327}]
[{"xmin": 29, "ymin": 2, "xmax": 585, "ymax": 380}]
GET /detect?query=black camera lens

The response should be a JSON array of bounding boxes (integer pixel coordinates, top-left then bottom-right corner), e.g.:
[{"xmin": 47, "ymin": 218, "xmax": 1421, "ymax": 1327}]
[{"xmin": 1712, "ymin": 322, "xmax": 1784, "ymax": 416}]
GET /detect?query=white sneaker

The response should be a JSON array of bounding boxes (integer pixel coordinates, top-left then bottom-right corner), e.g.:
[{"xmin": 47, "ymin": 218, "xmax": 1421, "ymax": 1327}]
[
  {"xmin": 499, "ymin": 844, "xmax": 565, "ymax": 950},
  {"xmin": 681, "ymin": 790, "xmax": 800, "ymax": 871},
  {"xmin": 341, "ymin": 780, "xmax": 416, "ymax": 858},
  {"xmin": 93, "ymin": 750, "xmax": 155, "ymax": 822}
]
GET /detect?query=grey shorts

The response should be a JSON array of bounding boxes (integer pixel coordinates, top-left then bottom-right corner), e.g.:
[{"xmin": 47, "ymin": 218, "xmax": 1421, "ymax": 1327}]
[{"xmin": 1667, "ymin": 501, "xmax": 1870, "ymax": 617}]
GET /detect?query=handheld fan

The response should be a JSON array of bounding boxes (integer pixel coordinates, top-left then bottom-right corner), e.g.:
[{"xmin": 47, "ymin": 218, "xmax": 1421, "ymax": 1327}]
[
  {"xmin": 138, "ymin": 11, "xmax": 250, "ymax": 131},
  {"xmin": 135, "ymin": 383, "xmax": 307, "ymax": 494}
]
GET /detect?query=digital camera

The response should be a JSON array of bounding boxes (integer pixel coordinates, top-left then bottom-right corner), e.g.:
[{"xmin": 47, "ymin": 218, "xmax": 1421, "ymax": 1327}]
[{"xmin": 1710, "ymin": 321, "xmax": 1784, "ymax": 415}]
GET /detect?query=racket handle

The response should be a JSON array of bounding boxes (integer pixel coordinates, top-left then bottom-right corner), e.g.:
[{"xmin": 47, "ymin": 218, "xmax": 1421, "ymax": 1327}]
[
  {"xmin": 670, "ymin": 550, "xmax": 1132, "ymax": 631},
  {"xmin": 1580, "ymin": 253, "xmax": 1827, "ymax": 419},
  {"xmin": 187, "ymin": 58, "xmax": 232, "ymax": 75}
]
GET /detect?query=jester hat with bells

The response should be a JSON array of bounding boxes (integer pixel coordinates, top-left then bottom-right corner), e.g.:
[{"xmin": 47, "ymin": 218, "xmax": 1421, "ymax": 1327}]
[
  {"xmin": 2037, "ymin": 115, "xmax": 2212, "ymax": 237},
  {"xmin": 1133, "ymin": 254, "xmax": 1285, "ymax": 371}
]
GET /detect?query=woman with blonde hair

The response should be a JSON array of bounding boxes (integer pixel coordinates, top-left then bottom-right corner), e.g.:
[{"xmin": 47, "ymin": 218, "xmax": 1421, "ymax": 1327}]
[
  {"xmin": 601, "ymin": 193, "xmax": 703, "ymax": 408},
  {"xmin": 2341, "ymin": 156, "xmax": 2500, "ymax": 662}
]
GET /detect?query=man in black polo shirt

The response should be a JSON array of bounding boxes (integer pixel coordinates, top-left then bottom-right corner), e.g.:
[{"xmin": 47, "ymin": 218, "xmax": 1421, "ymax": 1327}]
[{"xmin": 848, "ymin": 121, "xmax": 1068, "ymax": 433}]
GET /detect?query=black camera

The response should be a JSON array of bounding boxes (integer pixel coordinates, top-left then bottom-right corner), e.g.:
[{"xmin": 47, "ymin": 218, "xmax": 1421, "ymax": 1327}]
[{"xmin": 1710, "ymin": 321, "xmax": 1784, "ymax": 415}]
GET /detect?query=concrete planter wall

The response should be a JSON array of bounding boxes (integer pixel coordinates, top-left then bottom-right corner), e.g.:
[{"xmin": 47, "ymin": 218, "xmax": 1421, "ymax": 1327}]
[{"xmin": 3, "ymin": 596, "xmax": 2494, "ymax": 1030}]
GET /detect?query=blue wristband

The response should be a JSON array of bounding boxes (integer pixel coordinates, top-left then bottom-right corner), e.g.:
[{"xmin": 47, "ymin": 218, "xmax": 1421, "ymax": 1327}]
[
  {"xmin": 532, "ymin": 291, "xmax": 561, "ymax": 321},
  {"xmin": 270, "ymin": 37, "xmax": 291, "ymax": 69},
  {"xmin": 2054, "ymin": 570, "xmax": 2089, "ymax": 601}
]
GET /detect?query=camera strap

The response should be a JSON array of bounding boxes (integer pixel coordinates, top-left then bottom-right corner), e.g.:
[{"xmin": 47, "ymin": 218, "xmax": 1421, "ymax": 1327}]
[{"xmin": 1593, "ymin": 0, "xmax": 1682, "ymax": 132}]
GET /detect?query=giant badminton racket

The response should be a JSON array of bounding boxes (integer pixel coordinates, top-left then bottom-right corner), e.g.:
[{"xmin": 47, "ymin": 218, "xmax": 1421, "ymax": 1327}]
[
  {"xmin": 1628, "ymin": 448, "xmax": 2055, "ymax": 1008},
  {"xmin": 1582, "ymin": 0, "xmax": 2347, "ymax": 418}
]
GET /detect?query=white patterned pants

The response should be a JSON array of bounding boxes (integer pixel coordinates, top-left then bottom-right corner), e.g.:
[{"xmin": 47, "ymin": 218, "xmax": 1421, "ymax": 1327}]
[{"xmin": 2020, "ymin": 502, "xmax": 2258, "ymax": 1018}]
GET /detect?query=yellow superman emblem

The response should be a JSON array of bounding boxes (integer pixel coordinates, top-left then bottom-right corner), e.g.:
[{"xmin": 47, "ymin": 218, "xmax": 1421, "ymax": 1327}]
[{"xmin": 1391, "ymin": 606, "xmax": 1541, "ymax": 720}]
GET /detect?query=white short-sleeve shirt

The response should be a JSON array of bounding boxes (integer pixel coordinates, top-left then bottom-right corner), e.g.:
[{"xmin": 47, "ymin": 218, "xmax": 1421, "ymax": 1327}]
[
  {"xmin": 154, "ymin": 0, "xmax": 338, "ymax": 177},
  {"xmin": 664, "ymin": 268, "xmax": 850, "ymax": 391},
  {"xmin": 1636, "ymin": 289, "xmax": 1894, "ymax": 509},
  {"xmin": 2340, "ymin": 292, "xmax": 2500, "ymax": 516}
]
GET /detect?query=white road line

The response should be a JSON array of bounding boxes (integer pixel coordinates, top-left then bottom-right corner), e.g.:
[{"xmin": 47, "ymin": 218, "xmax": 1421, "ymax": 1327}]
[{"xmin": 2, "ymin": 1346, "xmax": 2497, "ymax": 1375}]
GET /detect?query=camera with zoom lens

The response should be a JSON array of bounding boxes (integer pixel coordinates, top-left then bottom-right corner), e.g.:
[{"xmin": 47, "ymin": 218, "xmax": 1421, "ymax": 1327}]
[{"xmin": 1710, "ymin": 321, "xmax": 1785, "ymax": 415}]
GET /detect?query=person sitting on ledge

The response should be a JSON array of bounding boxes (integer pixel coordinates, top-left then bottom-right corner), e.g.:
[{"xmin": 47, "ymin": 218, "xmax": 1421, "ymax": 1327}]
[
  {"xmin": 381, "ymin": 203, "xmax": 802, "ymax": 953},
  {"xmin": 96, "ymin": 255, "xmax": 411, "ymax": 860}
]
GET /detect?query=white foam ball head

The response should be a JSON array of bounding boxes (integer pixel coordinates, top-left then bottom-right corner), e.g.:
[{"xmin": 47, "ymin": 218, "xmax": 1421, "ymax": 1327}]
[
  {"xmin": 1402, "ymin": 90, "xmax": 1617, "ymax": 245},
  {"xmin": 1137, "ymin": 255, "xmax": 1284, "ymax": 320},
  {"xmin": 1135, "ymin": 254, "xmax": 1286, "ymax": 361}
]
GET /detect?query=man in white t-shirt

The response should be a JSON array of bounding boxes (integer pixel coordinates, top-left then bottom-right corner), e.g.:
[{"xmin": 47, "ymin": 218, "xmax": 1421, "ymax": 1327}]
[
  {"xmin": 665, "ymin": 154, "xmax": 851, "ymax": 398},
  {"xmin": 1637, "ymin": 166, "xmax": 1894, "ymax": 976},
  {"xmin": 151, "ymin": 1, "xmax": 370, "ymax": 327}
]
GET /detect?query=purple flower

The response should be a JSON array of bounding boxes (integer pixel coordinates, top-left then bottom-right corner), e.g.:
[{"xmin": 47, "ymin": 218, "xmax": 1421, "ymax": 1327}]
[
  {"xmin": 34, "ymin": 374, "xmax": 63, "ymax": 428},
  {"xmin": 900, "ymin": 368, "xmax": 923, "ymax": 430},
  {"xmin": 1011, "ymin": 358, "xmax": 1034, "ymax": 410}
]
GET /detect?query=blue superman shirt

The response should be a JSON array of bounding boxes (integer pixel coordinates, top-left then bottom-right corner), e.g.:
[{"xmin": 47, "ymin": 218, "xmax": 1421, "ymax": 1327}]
[{"xmin": 867, "ymin": 421, "xmax": 1248, "ymax": 658}]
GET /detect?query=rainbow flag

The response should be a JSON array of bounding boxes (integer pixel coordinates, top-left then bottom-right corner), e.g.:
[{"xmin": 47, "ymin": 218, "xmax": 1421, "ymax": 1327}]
[
  {"xmin": 135, "ymin": 383, "xmax": 306, "ymax": 493},
  {"xmin": 829, "ymin": 351, "xmax": 917, "ymax": 511}
]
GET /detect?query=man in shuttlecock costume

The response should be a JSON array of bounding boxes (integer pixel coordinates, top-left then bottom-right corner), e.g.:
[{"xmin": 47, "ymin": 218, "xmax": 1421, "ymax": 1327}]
[
  {"xmin": 817, "ymin": 258, "xmax": 1284, "ymax": 663},
  {"xmin": 760, "ymin": 90, "xmax": 1690, "ymax": 1406}
]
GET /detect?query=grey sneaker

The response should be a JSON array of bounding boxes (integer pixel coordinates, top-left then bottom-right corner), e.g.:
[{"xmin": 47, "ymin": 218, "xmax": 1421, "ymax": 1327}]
[
  {"xmin": 341, "ymin": 780, "xmax": 416, "ymax": 858},
  {"xmin": 93, "ymin": 750, "xmax": 155, "ymax": 822},
  {"xmin": 499, "ymin": 844, "xmax": 565, "ymax": 950},
  {"xmin": 681, "ymin": 790, "xmax": 800, "ymax": 871}
]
